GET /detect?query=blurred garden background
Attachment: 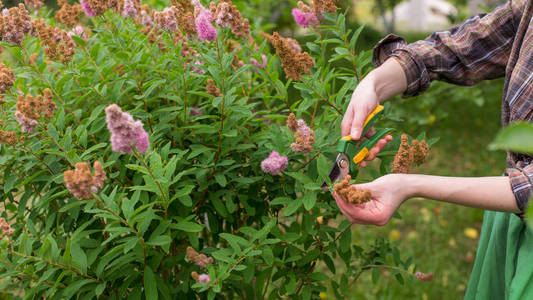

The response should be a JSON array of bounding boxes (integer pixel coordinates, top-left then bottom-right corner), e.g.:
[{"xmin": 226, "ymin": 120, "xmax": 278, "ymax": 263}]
[{"xmin": 0, "ymin": 0, "xmax": 509, "ymax": 298}]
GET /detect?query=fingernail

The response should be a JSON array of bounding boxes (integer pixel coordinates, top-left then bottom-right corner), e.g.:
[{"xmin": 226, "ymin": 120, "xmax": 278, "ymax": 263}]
[{"xmin": 351, "ymin": 130, "xmax": 359, "ymax": 139}]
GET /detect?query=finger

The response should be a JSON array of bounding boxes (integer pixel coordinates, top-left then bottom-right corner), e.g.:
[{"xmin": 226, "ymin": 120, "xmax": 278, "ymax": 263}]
[
  {"xmin": 332, "ymin": 193, "xmax": 356, "ymax": 222},
  {"xmin": 364, "ymin": 128, "xmax": 376, "ymax": 139},
  {"xmin": 366, "ymin": 135, "xmax": 393, "ymax": 161},
  {"xmin": 351, "ymin": 105, "xmax": 372, "ymax": 140},
  {"xmin": 366, "ymin": 138, "xmax": 389, "ymax": 161},
  {"xmin": 341, "ymin": 106, "xmax": 355, "ymax": 137},
  {"xmin": 360, "ymin": 161, "xmax": 367, "ymax": 168}
]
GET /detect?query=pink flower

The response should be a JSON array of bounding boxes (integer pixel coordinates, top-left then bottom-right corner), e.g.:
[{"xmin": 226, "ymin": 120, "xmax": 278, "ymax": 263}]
[
  {"xmin": 15, "ymin": 111, "xmax": 38, "ymax": 133},
  {"xmin": 140, "ymin": 10, "xmax": 153, "ymax": 27},
  {"xmin": 250, "ymin": 54, "xmax": 267, "ymax": 70},
  {"xmin": 198, "ymin": 274, "xmax": 211, "ymax": 284},
  {"xmin": 261, "ymin": 151, "xmax": 288, "ymax": 175},
  {"xmin": 80, "ymin": 0, "xmax": 95, "ymax": 17},
  {"xmin": 68, "ymin": 25, "xmax": 87, "ymax": 40},
  {"xmin": 122, "ymin": 0, "xmax": 137, "ymax": 19},
  {"xmin": 105, "ymin": 104, "xmax": 150, "ymax": 154},
  {"xmin": 190, "ymin": 107, "xmax": 203, "ymax": 116},
  {"xmin": 415, "ymin": 271, "xmax": 434, "ymax": 282},
  {"xmin": 292, "ymin": 8, "xmax": 319, "ymax": 28},
  {"xmin": 195, "ymin": 7, "xmax": 216, "ymax": 41}
]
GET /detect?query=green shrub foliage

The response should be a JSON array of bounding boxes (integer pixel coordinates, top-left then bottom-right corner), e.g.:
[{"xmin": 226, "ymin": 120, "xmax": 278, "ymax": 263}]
[{"xmin": 0, "ymin": 1, "xmax": 424, "ymax": 298}]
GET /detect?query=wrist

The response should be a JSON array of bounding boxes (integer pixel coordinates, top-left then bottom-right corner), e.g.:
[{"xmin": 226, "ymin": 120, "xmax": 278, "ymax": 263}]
[{"xmin": 397, "ymin": 174, "xmax": 419, "ymax": 200}]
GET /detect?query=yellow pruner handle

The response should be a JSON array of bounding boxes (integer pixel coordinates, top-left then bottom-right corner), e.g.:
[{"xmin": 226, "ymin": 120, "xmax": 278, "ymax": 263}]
[{"xmin": 341, "ymin": 105, "xmax": 384, "ymax": 141}]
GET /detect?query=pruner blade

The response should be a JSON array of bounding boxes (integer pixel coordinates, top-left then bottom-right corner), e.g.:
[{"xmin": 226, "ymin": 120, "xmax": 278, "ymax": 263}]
[{"xmin": 321, "ymin": 153, "xmax": 350, "ymax": 189}]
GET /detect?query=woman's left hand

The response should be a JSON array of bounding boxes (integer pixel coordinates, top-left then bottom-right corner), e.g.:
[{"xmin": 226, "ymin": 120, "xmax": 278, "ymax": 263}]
[{"xmin": 332, "ymin": 174, "xmax": 410, "ymax": 226}]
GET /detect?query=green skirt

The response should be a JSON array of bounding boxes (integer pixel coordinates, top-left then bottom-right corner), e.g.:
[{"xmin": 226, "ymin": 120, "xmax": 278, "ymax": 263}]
[{"xmin": 464, "ymin": 211, "xmax": 533, "ymax": 299}]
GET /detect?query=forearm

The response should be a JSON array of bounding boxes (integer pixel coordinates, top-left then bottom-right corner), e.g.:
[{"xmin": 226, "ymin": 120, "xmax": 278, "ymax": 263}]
[
  {"xmin": 365, "ymin": 57, "xmax": 407, "ymax": 103},
  {"xmin": 404, "ymin": 174, "xmax": 520, "ymax": 213}
]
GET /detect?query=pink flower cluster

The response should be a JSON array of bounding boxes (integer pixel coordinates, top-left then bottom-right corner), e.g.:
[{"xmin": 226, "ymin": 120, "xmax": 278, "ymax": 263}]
[
  {"xmin": 190, "ymin": 107, "xmax": 203, "ymax": 116},
  {"xmin": 191, "ymin": 271, "xmax": 211, "ymax": 284},
  {"xmin": 154, "ymin": 6, "xmax": 179, "ymax": 32},
  {"xmin": 140, "ymin": 10, "xmax": 153, "ymax": 27},
  {"xmin": 67, "ymin": 25, "xmax": 87, "ymax": 40},
  {"xmin": 0, "ymin": 218, "xmax": 14, "ymax": 238},
  {"xmin": 105, "ymin": 104, "xmax": 150, "ymax": 154},
  {"xmin": 193, "ymin": 1, "xmax": 216, "ymax": 41},
  {"xmin": 15, "ymin": 111, "xmax": 38, "ymax": 133},
  {"xmin": 122, "ymin": 0, "xmax": 137, "ymax": 19},
  {"xmin": 261, "ymin": 151, "xmax": 288, "ymax": 175},
  {"xmin": 80, "ymin": 0, "xmax": 95, "ymax": 17},
  {"xmin": 250, "ymin": 54, "xmax": 267, "ymax": 70},
  {"xmin": 292, "ymin": 8, "xmax": 319, "ymax": 28}
]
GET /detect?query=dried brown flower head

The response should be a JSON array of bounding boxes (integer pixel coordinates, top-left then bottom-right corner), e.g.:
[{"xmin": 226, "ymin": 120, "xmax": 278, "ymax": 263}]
[
  {"xmin": 15, "ymin": 89, "xmax": 55, "ymax": 133},
  {"xmin": 0, "ymin": 130, "xmax": 19, "ymax": 145},
  {"xmin": 206, "ymin": 79, "xmax": 220, "ymax": 97},
  {"xmin": 210, "ymin": 0, "xmax": 250, "ymax": 38},
  {"xmin": 32, "ymin": 19, "xmax": 76, "ymax": 63},
  {"xmin": 63, "ymin": 161, "xmax": 106, "ymax": 199},
  {"xmin": 310, "ymin": 0, "xmax": 339, "ymax": 16},
  {"xmin": 0, "ymin": 4, "xmax": 33, "ymax": 45},
  {"xmin": 287, "ymin": 113, "xmax": 298, "ymax": 132},
  {"xmin": 334, "ymin": 175, "xmax": 372, "ymax": 204},
  {"xmin": 154, "ymin": 6, "xmax": 180, "ymax": 32},
  {"xmin": 174, "ymin": 1, "xmax": 196, "ymax": 35},
  {"xmin": 25, "ymin": 0, "xmax": 44, "ymax": 9},
  {"xmin": 0, "ymin": 63, "xmax": 14, "ymax": 93},
  {"xmin": 186, "ymin": 246, "xmax": 214, "ymax": 268},
  {"xmin": 415, "ymin": 271, "xmax": 434, "ymax": 282},
  {"xmin": 55, "ymin": 0, "xmax": 83, "ymax": 28},
  {"xmin": 87, "ymin": 0, "xmax": 110, "ymax": 15},
  {"xmin": 0, "ymin": 217, "xmax": 14, "ymax": 238},
  {"xmin": 141, "ymin": 26, "xmax": 166, "ymax": 50},
  {"xmin": 410, "ymin": 139, "xmax": 428, "ymax": 165},
  {"xmin": 262, "ymin": 32, "xmax": 315, "ymax": 80},
  {"xmin": 392, "ymin": 134, "xmax": 411, "ymax": 174},
  {"xmin": 392, "ymin": 134, "xmax": 429, "ymax": 173}
]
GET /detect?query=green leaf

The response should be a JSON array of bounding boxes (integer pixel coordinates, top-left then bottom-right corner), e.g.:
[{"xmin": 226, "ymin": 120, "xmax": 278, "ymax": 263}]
[
  {"xmin": 302, "ymin": 192, "xmax": 317, "ymax": 211},
  {"xmin": 173, "ymin": 221, "xmax": 203, "ymax": 233},
  {"xmin": 317, "ymin": 154, "xmax": 330, "ymax": 184},
  {"xmin": 285, "ymin": 172, "xmax": 312, "ymax": 184},
  {"xmin": 215, "ymin": 173, "xmax": 227, "ymax": 187},
  {"xmin": 309, "ymin": 272, "xmax": 329, "ymax": 282},
  {"xmin": 284, "ymin": 198, "xmax": 301, "ymax": 216},
  {"xmin": 144, "ymin": 266, "xmax": 158, "ymax": 300},
  {"xmin": 146, "ymin": 235, "xmax": 171, "ymax": 247},
  {"xmin": 70, "ymin": 242, "xmax": 88, "ymax": 274},
  {"xmin": 122, "ymin": 190, "xmax": 140, "ymax": 220},
  {"xmin": 489, "ymin": 122, "xmax": 533, "ymax": 153}
]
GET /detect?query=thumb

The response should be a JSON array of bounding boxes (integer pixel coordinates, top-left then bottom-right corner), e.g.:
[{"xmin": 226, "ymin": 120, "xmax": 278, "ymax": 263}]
[{"xmin": 350, "ymin": 105, "xmax": 372, "ymax": 140}]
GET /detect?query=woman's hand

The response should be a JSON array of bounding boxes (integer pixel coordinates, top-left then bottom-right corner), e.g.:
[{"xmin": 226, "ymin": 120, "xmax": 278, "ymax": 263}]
[{"xmin": 333, "ymin": 174, "xmax": 410, "ymax": 226}]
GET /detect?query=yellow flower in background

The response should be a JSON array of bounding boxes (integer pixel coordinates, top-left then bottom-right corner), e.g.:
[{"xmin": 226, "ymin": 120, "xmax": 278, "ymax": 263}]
[
  {"xmin": 464, "ymin": 228, "xmax": 479, "ymax": 239},
  {"xmin": 316, "ymin": 216, "xmax": 324, "ymax": 224},
  {"xmin": 389, "ymin": 229, "xmax": 401, "ymax": 241},
  {"xmin": 319, "ymin": 292, "xmax": 327, "ymax": 299}
]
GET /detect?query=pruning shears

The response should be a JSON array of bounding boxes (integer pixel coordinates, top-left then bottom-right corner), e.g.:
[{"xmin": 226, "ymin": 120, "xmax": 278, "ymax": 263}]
[{"xmin": 323, "ymin": 105, "xmax": 395, "ymax": 187}]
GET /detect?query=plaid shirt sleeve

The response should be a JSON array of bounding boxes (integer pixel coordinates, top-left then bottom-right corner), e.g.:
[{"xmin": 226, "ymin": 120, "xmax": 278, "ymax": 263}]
[
  {"xmin": 371, "ymin": 1, "xmax": 519, "ymax": 97},
  {"xmin": 506, "ymin": 163, "xmax": 533, "ymax": 213}
]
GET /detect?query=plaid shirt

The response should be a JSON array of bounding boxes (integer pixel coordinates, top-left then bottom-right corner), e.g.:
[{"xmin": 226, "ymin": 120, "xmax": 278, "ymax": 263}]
[{"xmin": 372, "ymin": 0, "xmax": 533, "ymax": 213}]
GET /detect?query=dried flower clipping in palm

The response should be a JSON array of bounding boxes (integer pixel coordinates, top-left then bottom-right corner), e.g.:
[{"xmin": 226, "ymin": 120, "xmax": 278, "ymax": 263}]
[
  {"xmin": 0, "ymin": 4, "xmax": 32, "ymax": 45},
  {"xmin": 15, "ymin": 89, "xmax": 55, "ymax": 133},
  {"xmin": 186, "ymin": 246, "xmax": 214, "ymax": 268},
  {"xmin": 262, "ymin": 32, "xmax": 315, "ymax": 80},
  {"xmin": 206, "ymin": 78, "xmax": 220, "ymax": 97},
  {"xmin": 0, "ymin": 217, "xmax": 14, "ymax": 238},
  {"xmin": 63, "ymin": 161, "xmax": 107, "ymax": 199},
  {"xmin": 210, "ymin": 0, "xmax": 249, "ymax": 38},
  {"xmin": 0, "ymin": 62, "xmax": 14, "ymax": 93},
  {"xmin": 0, "ymin": 130, "xmax": 19, "ymax": 145},
  {"xmin": 55, "ymin": 0, "xmax": 83, "ymax": 27},
  {"xmin": 334, "ymin": 175, "xmax": 372, "ymax": 204},
  {"xmin": 392, "ymin": 134, "xmax": 429, "ymax": 173}
]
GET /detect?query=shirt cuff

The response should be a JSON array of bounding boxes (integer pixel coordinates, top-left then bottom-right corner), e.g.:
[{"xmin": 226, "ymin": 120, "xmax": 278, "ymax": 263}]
[
  {"xmin": 372, "ymin": 34, "xmax": 430, "ymax": 98},
  {"xmin": 505, "ymin": 163, "xmax": 533, "ymax": 214}
]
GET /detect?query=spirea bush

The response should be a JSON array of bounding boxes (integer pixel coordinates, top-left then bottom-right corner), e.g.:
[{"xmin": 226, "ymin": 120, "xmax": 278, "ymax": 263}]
[{"xmin": 0, "ymin": 0, "xmax": 434, "ymax": 298}]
